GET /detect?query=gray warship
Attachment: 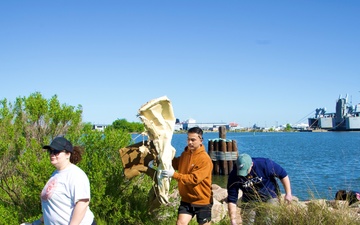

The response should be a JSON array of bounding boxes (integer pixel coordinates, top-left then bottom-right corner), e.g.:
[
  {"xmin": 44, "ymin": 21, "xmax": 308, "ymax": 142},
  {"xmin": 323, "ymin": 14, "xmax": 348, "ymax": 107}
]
[{"xmin": 308, "ymin": 94, "xmax": 360, "ymax": 131}]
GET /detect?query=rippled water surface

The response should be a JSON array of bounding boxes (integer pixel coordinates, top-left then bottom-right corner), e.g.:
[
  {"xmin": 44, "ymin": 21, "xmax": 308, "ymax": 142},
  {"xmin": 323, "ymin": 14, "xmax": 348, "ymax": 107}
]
[{"xmin": 133, "ymin": 132, "xmax": 360, "ymax": 200}]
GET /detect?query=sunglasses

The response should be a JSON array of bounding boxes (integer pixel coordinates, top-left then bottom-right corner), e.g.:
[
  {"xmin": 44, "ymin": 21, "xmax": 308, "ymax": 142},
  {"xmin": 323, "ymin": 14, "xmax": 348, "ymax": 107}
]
[{"xmin": 48, "ymin": 149, "xmax": 66, "ymax": 155}]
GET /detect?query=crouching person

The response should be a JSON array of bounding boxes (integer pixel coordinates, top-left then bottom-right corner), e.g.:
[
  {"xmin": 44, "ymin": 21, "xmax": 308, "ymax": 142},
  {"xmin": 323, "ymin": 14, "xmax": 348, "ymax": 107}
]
[{"xmin": 227, "ymin": 153, "xmax": 292, "ymax": 225}]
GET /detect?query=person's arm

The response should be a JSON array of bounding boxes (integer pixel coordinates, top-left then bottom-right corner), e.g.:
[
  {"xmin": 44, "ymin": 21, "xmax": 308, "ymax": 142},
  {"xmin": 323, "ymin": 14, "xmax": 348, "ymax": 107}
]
[
  {"xmin": 228, "ymin": 202, "xmax": 241, "ymax": 225},
  {"xmin": 280, "ymin": 175, "xmax": 292, "ymax": 203},
  {"xmin": 172, "ymin": 152, "xmax": 212, "ymax": 184},
  {"xmin": 69, "ymin": 199, "xmax": 89, "ymax": 225},
  {"xmin": 227, "ymin": 170, "xmax": 242, "ymax": 224},
  {"xmin": 268, "ymin": 159, "xmax": 293, "ymax": 203},
  {"xmin": 172, "ymin": 156, "xmax": 180, "ymax": 170}
]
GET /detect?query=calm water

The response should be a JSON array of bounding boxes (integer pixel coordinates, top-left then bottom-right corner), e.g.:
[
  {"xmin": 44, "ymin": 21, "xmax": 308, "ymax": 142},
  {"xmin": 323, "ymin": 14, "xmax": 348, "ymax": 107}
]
[{"xmin": 133, "ymin": 132, "xmax": 360, "ymax": 201}]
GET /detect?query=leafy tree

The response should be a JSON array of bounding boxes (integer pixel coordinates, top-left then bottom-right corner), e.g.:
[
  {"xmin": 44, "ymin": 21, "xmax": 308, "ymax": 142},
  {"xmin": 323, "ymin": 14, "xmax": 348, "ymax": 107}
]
[
  {"xmin": 111, "ymin": 118, "xmax": 144, "ymax": 133},
  {"xmin": 284, "ymin": 123, "xmax": 293, "ymax": 132}
]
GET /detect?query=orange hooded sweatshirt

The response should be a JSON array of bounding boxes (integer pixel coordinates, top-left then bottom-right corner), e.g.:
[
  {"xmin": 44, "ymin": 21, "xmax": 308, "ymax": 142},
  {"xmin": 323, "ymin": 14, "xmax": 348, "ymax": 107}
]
[{"xmin": 172, "ymin": 144, "xmax": 213, "ymax": 206}]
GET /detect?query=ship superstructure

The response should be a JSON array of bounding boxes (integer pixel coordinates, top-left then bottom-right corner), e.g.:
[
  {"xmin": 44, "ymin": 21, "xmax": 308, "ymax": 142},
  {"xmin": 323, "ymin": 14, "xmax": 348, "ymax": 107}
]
[{"xmin": 308, "ymin": 94, "xmax": 360, "ymax": 131}]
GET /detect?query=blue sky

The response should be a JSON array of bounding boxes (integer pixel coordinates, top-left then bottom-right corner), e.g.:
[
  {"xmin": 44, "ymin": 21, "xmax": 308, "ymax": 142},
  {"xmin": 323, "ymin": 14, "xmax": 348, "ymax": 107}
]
[{"xmin": 1, "ymin": 1, "xmax": 359, "ymax": 127}]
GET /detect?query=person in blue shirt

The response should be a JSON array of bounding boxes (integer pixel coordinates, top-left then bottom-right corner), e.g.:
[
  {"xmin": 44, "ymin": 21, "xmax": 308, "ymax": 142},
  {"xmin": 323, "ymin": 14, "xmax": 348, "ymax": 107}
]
[{"xmin": 227, "ymin": 153, "xmax": 292, "ymax": 225}]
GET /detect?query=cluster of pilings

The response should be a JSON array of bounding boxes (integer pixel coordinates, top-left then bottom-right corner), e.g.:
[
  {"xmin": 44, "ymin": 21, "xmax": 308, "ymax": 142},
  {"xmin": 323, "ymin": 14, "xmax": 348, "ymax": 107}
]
[{"xmin": 208, "ymin": 126, "xmax": 238, "ymax": 175}]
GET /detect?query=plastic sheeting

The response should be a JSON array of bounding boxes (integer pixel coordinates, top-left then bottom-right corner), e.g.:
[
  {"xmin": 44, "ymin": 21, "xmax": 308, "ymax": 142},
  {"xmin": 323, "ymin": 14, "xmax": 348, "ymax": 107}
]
[{"xmin": 137, "ymin": 96, "xmax": 176, "ymax": 204}]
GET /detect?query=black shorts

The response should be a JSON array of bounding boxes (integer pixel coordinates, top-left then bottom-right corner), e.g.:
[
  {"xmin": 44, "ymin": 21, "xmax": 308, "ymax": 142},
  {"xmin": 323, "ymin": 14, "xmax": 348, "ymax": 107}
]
[{"xmin": 178, "ymin": 201, "xmax": 212, "ymax": 224}]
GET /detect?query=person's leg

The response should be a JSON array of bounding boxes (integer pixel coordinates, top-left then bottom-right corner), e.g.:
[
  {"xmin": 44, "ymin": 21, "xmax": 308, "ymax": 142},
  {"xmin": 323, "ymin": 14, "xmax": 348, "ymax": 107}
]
[
  {"xmin": 240, "ymin": 202, "xmax": 256, "ymax": 225},
  {"xmin": 177, "ymin": 202, "xmax": 195, "ymax": 225},
  {"xmin": 177, "ymin": 213, "xmax": 193, "ymax": 225},
  {"xmin": 255, "ymin": 198, "xmax": 280, "ymax": 225},
  {"xmin": 195, "ymin": 204, "xmax": 212, "ymax": 225}
]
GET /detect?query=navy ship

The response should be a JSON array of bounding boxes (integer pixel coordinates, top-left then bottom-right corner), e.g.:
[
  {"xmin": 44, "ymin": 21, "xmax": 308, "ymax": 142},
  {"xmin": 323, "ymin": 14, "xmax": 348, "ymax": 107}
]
[{"xmin": 308, "ymin": 94, "xmax": 360, "ymax": 131}]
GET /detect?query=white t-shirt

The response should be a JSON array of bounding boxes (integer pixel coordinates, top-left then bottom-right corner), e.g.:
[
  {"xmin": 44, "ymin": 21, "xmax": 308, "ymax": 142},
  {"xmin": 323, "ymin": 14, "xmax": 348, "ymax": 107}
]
[{"xmin": 41, "ymin": 164, "xmax": 94, "ymax": 225}]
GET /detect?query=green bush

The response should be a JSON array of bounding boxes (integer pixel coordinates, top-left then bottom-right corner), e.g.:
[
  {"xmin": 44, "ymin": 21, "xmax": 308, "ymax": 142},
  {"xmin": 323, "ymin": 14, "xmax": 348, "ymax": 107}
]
[{"xmin": 0, "ymin": 92, "xmax": 178, "ymax": 224}]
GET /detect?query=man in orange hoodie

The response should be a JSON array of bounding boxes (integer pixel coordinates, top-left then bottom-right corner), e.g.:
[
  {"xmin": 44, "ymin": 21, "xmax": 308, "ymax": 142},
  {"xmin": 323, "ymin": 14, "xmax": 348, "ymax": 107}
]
[{"xmin": 161, "ymin": 127, "xmax": 213, "ymax": 225}]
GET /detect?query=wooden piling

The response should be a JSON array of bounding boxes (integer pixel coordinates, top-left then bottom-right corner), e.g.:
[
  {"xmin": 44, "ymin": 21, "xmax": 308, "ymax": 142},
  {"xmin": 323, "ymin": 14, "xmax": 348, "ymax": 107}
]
[
  {"xmin": 220, "ymin": 139, "xmax": 227, "ymax": 175},
  {"xmin": 232, "ymin": 139, "xmax": 238, "ymax": 172},
  {"xmin": 213, "ymin": 139, "xmax": 219, "ymax": 175},
  {"xmin": 227, "ymin": 140, "xmax": 233, "ymax": 174},
  {"xmin": 219, "ymin": 126, "xmax": 226, "ymax": 139},
  {"xmin": 208, "ymin": 140, "xmax": 215, "ymax": 175},
  {"xmin": 208, "ymin": 126, "xmax": 238, "ymax": 175}
]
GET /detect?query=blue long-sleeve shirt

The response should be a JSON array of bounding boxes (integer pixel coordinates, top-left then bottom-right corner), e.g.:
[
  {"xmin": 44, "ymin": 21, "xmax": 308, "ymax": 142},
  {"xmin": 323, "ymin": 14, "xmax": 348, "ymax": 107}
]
[{"xmin": 227, "ymin": 157, "xmax": 288, "ymax": 203}]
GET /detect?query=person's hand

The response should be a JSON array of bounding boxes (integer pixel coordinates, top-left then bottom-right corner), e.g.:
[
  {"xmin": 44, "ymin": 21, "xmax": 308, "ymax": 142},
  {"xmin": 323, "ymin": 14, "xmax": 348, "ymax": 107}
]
[
  {"xmin": 284, "ymin": 193, "xmax": 293, "ymax": 204},
  {"xmin": 32, "ymin": 219, "xmax": 42, "ymax": 225},
  {"xmin": 161, "ymin": 168, "xmax": 174, "ymax": 178},
  {"xmin": 230, "ymin": 219, "xmax": 241, "ymax": 225}
]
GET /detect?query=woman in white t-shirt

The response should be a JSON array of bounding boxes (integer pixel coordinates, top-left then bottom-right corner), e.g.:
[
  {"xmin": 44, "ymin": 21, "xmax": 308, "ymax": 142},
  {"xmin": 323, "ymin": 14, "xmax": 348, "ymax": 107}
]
[{"xmin": 31, "ymin": 137, "xmax": 96, "ymax": 225}]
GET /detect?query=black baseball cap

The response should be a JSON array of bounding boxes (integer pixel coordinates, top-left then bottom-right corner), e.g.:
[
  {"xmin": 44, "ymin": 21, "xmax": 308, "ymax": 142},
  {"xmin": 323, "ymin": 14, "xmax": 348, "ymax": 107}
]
[{"xmin": 43, "ymin": 137, "xmax": 73, "ymax": 153}]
